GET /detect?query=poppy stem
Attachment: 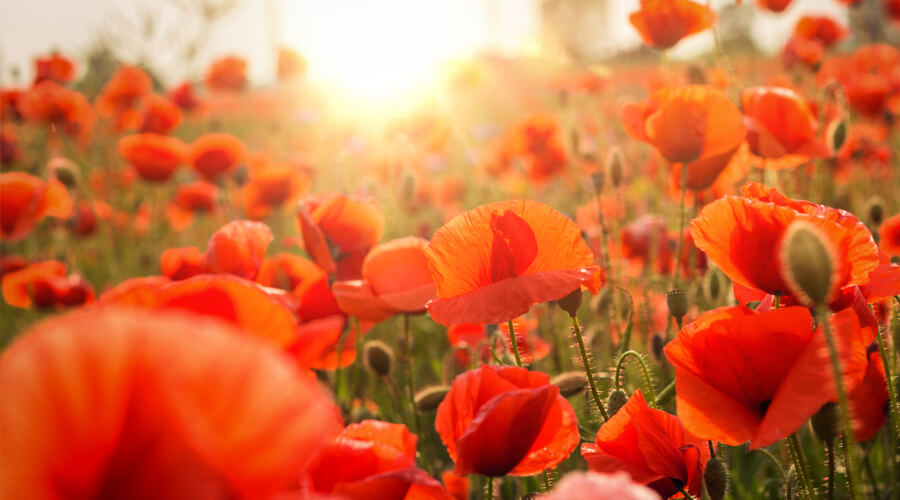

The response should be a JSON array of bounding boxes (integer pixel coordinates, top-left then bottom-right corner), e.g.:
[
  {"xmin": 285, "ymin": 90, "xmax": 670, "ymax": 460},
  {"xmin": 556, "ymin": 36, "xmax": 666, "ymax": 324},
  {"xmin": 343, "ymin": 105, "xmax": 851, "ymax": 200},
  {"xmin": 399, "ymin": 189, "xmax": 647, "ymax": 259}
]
[
  {"xmin": 594, "ymin": 192, "xmax": 622, "ymax": 346},
  {"xmin": 403, "ymin": 314, "xmax": 421, "ymax": 434},
  {"xmin": 875, "ymin": 322, "xmax": 900, "ymax": 456},
  {"xmin": 817, "ymin": 307, "xmax": 862, "ymax": 500},
  {"xmin": 614, "ymin": 286, "xmax": 635, "ymax": 356},
  {"xmin": 484, "ymin": 476, "xmax": 494, "ymax": 499},
  {"xmin": 825, "ymin": 440, "xmax": 835, "ymax": 500},
  {"xmin": 570, "ymin": 315, "xmax": 609, "ymax": 422},
  {"xmin": 672, "ymin": 164, "xmax": 689, "ymax": 289},
  {"xmin": 786, "ymin": 433, "xmax": 817, "ymax": 500},
  {"xmin": 678, "ymin": 486, "xmax": 694, "ymax": 499},
  {"xmin": 754, "ymin": 447, "xmax": 787, "ymax": 484},
  {"xmin": 507, "ymin": 319, "xmax": 523, "ymax": 367},
  {"xmin": 614, "ymin": 350, "xmax": 657, "ymax": 407},
  {"xmin": 656, "ymin": 380, "xmax": 676, "ymax": 407}
]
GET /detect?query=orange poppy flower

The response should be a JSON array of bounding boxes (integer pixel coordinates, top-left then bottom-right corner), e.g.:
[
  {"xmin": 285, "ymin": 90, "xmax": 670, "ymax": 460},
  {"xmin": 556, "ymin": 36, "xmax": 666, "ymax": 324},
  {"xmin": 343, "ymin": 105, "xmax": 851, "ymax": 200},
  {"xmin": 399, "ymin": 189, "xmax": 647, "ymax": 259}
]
[
  {"xmin": 0, "ymin": 172, "xmax": 72, "ymax": 242},
  {"xmin": 205, "ymin": 220, "xmax": 273, "ymax": 280},
  {"xmin": 629, "ymin": 0, "xmax": 716, "ymax": 50},
  {"xmin": 498, "ymin": 316, "xmax": 551, "ymax": 365},
  {"xmin": 95, "ymin": 65, "xmax": 152, "ymax": 117},
  {"xmin": 290, "ymin": 314, "xmax": 362, "ymax": 370},
  {"xmin": 168, "ymin": 81, "xmax": 199, "ymax": 111},
  {"xmin": 793, "ymin": 16, "xmax": 848, "ymax": 47},
  {"xmin": 581, "ymin": 390, "xmax": 710, "ymax": 499},
  {"xmin": 139, "ymin": 93, "xmax": 182, "ymax": 134},
  {"xmin": 277, "ymin": 47, "xmax": 307, "ymax": 80},
  {"xmin": 664, "ymin": 305, "xmax": 870, "ymax": 449},
  {"xmin": 621, "ymin": 214, "xmax": 673, "ymax": 276},
  {"xmin": 0, "ymin": 306, "xmax": 342, "ymax": 499},
  {"xmin": 18, "ymin": 81, "xmax": 94, "ymax": 142},
  {"xmin": 256, "ymin": 253, "xmax": 341, "ymax": 320},
  {"xmin": 160, "ymin": 246, "xmax": 208, "ymax": 281},
  {"xmin": 241, "ymin": 163, "xmax": 309, "ymax": 219},
  {"xmin": 506, "ymin": 114, "xmax": 569, "ymax": 184},
  {"xmin": 303, "ymin": 420, "xmax": 452, "ymax": 500},
  {"xmin": 2, "ymin": 260, "xmax": 94, "ymax": 309},
  {"xmin": 818, "ymin": 44, "xmax": 899, "ymax": 119},
  {"xmin": 621, "ymin": 85, "xmax": 744, "ymax": 190},
  {"xmin": 879, "ymin": 213, "xmax": 900, "ymax": 257},
  {"xmin": 542, "ymin": 472, "xmax": 660, "ymax": 500},
  {"xmin": 188, "ymin": 133, "xmax": 245, "ymax": 181},
  {"xmin": 690, "ymin": 182, "xmax": 879, "ymax": 303},
  {"xmin": 33, "ymin": 52, "xmax": 76, "ymax": 85},
  {"xmin": 118, "ymin": 133, "xmax": 187, "ymax": 183},
  {"xmin": 756, "ymin": 0, "xmax": 792, "ymax": 11},
  {"xmin": 442, "ymin": 470, "xmax": 469, "ymax": 500},
  {"xmin": 741, "ymin": 86, "xmax": 829, "ymax": 167},
  {"xmin": 333, "ymin": 236, "xmax": 436, "ymax": 322},
  {"xmin": 1, "ymin": 125, "xmax": 22, "ymax": 166},
  {"xmin": 205, "ymin": 55, "xmax": 247, "ymax": 91},
  {"xmin": 425, "ymin": 200, "xmax": 597, "ymax": 326},
  {"xmin": 166, "ymin": 181, "xmax": 219, "ymax": 230},
  {"xmin": 436, "ymin": 365, "xmax": 579, "ymax": 477}
]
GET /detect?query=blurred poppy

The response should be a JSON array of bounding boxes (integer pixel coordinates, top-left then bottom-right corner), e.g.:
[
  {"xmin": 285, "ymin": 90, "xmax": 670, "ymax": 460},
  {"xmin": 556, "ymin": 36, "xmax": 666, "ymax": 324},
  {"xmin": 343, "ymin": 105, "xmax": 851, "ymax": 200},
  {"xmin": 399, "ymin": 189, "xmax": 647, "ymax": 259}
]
[
  {"xmin": 206, "ymin": 55, "xmax": 247, "ymax": 91},
  {"xmin": 18, "ymin": 81, "xmax": 94, "ymax": 142},
  {"xmin": 621, "ymin": 214, "xmax": 674, "ymax": 276},
  {"xmin": 70, "ymin": 201, "xmax": 98, "ymax": 237},
  {"xmin": 621, "ymin": 85, "xmax": 744, "ymax": 190},
  {"xmin": 425, "ymin": 200, "xmax": 597, "ymax": 326},
  {"xmin": 333, "ymin": 236, "xmax": 436, "ymax": 322},
  {"xmin": 691, "ymin": 183, "xmax": 879, "ymax": 304},
  {"xmin": 2, "ymin": 260, "xmax": 94, "ymax": 309},
  {"xmin": 256, "ymin": 253, "xmax": 341, "ymax": 321},
  {"xmin": 33, "ymin": 52, "xmax": 76, "ymax": 85},
  {"xmin": 95, "ymin": 65, "xmax": 152, "ymax": 118},
  {"xmin": 498, "ymin": 316, "xmax": 551, "ymax": 365},
  {"xmin": 879, "ymin": 213, "xmax": 900, "ymax": 257},
  {"xmin": 818, "ymin": 44, "xmax": 899, "ymax": 119},
  {"xmin": 543, "ymin": 472, "xmax": 660, "ymax": 500},
  {"xmin": 166, "ymin": 181, "xmax": 219, "ymax": 230},
  {"xmin": 188, "ymin": 133, "xmax": 245, "ymax": 181},
  {"xmin": 887, "ymin": 0, "xmax": 900, "ymax": 21},
  {"xmin": 0, "ymin": 306, "xmax": 342, "ymax": 499},
  {"xmin": 290, "ymin": 314, "xmax": 361, "ymax": 370},
  {"xmin": 205, "ymin": 220, "xmax": 273, "ymax": 280},
  {"xmin": 241, "ymin": 163, "xmax": 308, "ymax": 219},
  {"xmin": 160, "ymin": 246, "xmax": 208, "ymax": 281},
  {"xmin": 757, "ymin": 0, "xmax": 792, "ymax": 12},
  {"xmin": 0, "ymin": 172, "xmax": 72, "ymax": 242},
  {"xmin": 0, "ymin": 255, "xmax": 27, "ymax": 278},
  {"xmin": 435, "ymin": 365, "xmax": 579, "ymax": 477},
  {"xmin": 629, "ymin": 0, "xmax": 716, "ymax": 50},
  {"xmin": 506, "ymin": 114, "xmax": 569, "ymax": 184},
  {"xmin": 793, "ymin": 16, "xmax": 848, "ymax": 47},
  {"xmin": 118, "ymin": 133, "xmax": 186, "ymax": 183},
  {"xmin": 849, "ymin": 344, "xmax": 889, "ymax": 441},
  {"xmin": 139, "ymin": 93, "xmax": 182, "ymax": 134},
  {"xmin": 277, "ymin": 47, "xmax": 307, "ymax": 80},
  {"xmin": 664, "ymin": 305, "xmax": 870, "ymax": 448},
  {"xmin": 741, "ymin": 86, "xmax": 829, "ymax": 167},
  {"xmin": 0, "ymin": 125, "xmax": 22, "ymax": 166},
  {"xmin": 168, "ymin": 81, "xmax": 199, "ymax": 111},
  {"xmin": 581, "ymin": 390, "xmax": 710, "ymax": 499}
]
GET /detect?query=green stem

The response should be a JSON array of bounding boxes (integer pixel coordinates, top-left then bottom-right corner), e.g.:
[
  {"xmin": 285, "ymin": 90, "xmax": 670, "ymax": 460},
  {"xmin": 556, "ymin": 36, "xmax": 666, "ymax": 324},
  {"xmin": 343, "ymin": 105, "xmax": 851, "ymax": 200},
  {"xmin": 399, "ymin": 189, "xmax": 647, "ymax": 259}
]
[
  {"xmin": 614, "ymin": 286, "xmax": 635, "ymax": 357},
  {"xmin": 875, "ymin": 323, "xmax": 900, "ymax": 454},
  {"xmin": 403, "ymin": 314, "xmax": 421, "ymax": 434},
  {"xmin": 484, "ymin": 476, "xmax": 494, "ymax": 499},
  {"xmin": 507, "ymin": 319, "xmax": 523, "ymax": 367},
  {"xmin": 861, "ymin": 444, "xmax": 881, "ymax": 500},
  {"xmin": 826, "ymin": 440, "xmax": 835, "ymax": 500},
  {"xmin": 656, "ymin": 380, "xmax": 676, "ymax": 407},
  {"xmin": 678, "ymin": 486, "xmax": 694, "ymax": 499},
  {"xmin": 672, "ymin": 163, "xmax": 689, "ymax": 289},
  {"xmin": 571, "ymin": 315, "xmax": 609, "ymax": 422},
  {"xmin": 787, "ymin": 433, "xmax": 816, "ymax": 500},
  {"xmin": 818, "ymin": 308, "xmax": 861, "ymax": 500},
  {"xmin": 541, "ymin": 470, "xmax": 553, "ymax": 492},
  {"xmin": 614, "ymin": 350, "xmax": 657, "ymax": 407},
  {"xmin": 754, "ymin": 447, "xmax": 787, "ymax": 483}
]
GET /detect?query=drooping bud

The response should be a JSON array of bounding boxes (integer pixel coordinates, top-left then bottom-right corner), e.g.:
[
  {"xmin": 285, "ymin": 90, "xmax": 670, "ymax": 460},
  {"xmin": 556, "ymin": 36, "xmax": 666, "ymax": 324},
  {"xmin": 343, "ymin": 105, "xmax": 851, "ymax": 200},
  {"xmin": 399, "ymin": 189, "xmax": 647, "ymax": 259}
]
[
  {"xmin": 363, "ymin": 340, "xmax": 394, "ymax": 377},
  {"xmin": 779, "ymin": 220, "xmax": 837, "ymax": 307},
  {"xmin": 607, "ymin": 389, "xmax": 628, "ymax": 417},
  {"xmin": 704, "ymin": 456, "xmax": 729, "ymax": 500},
  {"xmin": 866, "ymin": 196, "xmax": 885, "ymax": 226},
  {"xmin": 551, "ymin": 371, "xmax": 588, "ymax": 398},
  {"xmin": 590, "ymin": 168, "xmax": 606, "ymax": 193},
  {"xmin": 651, "ymin": 333, "xmax": 666, "ymax": 361},
  {"xmin": 606, "ymin": 147, "xmax": 625, "ymax": 188},
  {"xmin": 48, "ymin": 157, "xmax": 79, "ymax": 188},
  {"xmin": 703, "ymin": 268, "xmax": 726, "ymax": 305},
  {"xmin": 415, "ymin": 385, "xmax": 450, "ymax": 412},
  {"xmin": 810, "ymin": 402, "xmax": 839, "ymax": 443},
  {"xmin": 825, "ymin": 118, "xmax": 848, "ymax": 154},
  {"xmin": 556, "ymin": 288, "xmax": 583, "ymax": 317},
  {"xmin": 666, "ymin": 289, "xmax": 688, "ymax": 329}
]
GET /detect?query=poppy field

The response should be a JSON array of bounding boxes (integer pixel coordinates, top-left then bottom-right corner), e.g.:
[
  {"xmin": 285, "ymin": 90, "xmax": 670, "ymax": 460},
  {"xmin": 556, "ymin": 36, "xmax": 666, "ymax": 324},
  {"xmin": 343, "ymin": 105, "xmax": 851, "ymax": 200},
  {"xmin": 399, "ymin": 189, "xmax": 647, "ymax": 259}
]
[{"xmin": 2, "ymin": 0, "xmax": 900, "ymax": 498}]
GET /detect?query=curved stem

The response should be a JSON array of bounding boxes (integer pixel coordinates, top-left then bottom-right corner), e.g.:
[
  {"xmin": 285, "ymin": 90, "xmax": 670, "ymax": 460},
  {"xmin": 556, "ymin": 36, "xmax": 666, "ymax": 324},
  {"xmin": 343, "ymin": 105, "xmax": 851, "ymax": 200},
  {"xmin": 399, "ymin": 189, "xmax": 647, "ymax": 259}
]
[
  {"xmin": 403, "ymin": 314, "xmax": 421, "ymax": 434},
  {"xmin": 614, "ymin": 350, "xmax": 657, "ymax": 407},
  {"xmin": 672, "ymin": 164, "xmax": 689, "ymax": 289},
  {"xmin": 484, "ymin": 476, "xmax": 494, "ymax": 499},
  {"xmin": 507, "ymin": 319, "xmax": 523, "ymax": 367},
  {"xmin": 656, "ymin": 380, "xmax": 676, "ymax": 407},
  {"xmin": 754, "ymin": 447, "xmax": 787, "ymax": 483},
  {"xmin": 571, "ymin": 315, "xmax": 609, "ymax": 422},
  {"xmin": 787, "ymin": 433, "xmax": 817, "ymax": 500}
]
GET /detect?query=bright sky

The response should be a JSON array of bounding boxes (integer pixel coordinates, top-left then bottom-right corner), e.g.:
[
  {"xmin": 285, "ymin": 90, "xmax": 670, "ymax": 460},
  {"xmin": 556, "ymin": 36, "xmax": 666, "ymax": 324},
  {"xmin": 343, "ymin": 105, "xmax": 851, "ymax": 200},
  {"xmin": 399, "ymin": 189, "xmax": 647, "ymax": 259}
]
[{"xmin": 0, "ymin": 0, "xmax": 847, "ymax": 88}]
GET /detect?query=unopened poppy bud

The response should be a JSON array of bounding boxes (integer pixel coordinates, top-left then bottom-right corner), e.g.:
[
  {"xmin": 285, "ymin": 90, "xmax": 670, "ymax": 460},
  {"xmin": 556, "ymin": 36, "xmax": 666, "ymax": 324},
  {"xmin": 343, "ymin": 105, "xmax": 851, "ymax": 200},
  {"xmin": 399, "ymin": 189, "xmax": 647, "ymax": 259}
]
[
  {"xmin": 606, "ymin": 147, "xmax": 625, "ymax": 188},
  {"xmin": 48, "ymin": 157, "xmax": 78, "ymax": 188},
  {"xmin": 607, "ymin": 389, "xmax": 628, "ymax": 417},
  {"xmin": 232, "ymin": 165, "xmax": 249, "ymax": 186},
  {"xmin": 363, "ymin": 340, "xmax": 394, "ymax": 377},
  {"xmin": 415, "ymin": 385, "xmax": 450, "ymax": 412},
  {"xmin": 825, "ymin": 118, "xmax": 847, "ymax": 154},
  {"xmin": 666, "ymin": 289, "xmax": 688, "ymax": 328},
  {"xmin": 704, "ymin": 456, "xmax": 729, "ymax": 500},
  {"xmin": 779, "ymin": 221, "xmax": 837, "ymax": 307},
  {"xmin": 590, "ymin": 169, "xmax": 605, "ymax": 193},
  {"xmin": 551, "ymin": 371, "xmax": 587, "ymax": 398},
  {"xmin": 651, "ymin": 333, "xmax": 665, "ymax": 361},
  {"xmin": 811, "ymin": 402, "xmax": 839, "ymax": 443},
  {"xmin": 703, "ymin": 268, "xmax": 724, "ymax": 304},
  {"xmin": 866, "ymin": 196, "xmax": 884, "ymax": 226},
  {"xmin": 555, "ymin": 288, "xmax": 583, "ymax": 317}
]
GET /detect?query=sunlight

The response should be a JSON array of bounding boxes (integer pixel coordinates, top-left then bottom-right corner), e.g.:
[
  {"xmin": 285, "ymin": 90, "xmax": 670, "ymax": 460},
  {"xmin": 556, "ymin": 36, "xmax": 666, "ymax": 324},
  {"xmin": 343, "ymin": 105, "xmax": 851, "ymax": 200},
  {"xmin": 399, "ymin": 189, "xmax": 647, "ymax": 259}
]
[{"xmin": 282, "ymin": 0, "xmax": 483, "ymax": 103}]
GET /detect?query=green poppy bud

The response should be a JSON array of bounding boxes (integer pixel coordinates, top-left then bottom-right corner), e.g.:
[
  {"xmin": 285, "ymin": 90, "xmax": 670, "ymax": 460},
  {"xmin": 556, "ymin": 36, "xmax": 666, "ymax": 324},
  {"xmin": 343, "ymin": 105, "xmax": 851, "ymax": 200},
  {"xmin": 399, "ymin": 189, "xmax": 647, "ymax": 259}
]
[
  {"xmin": 556, "ymin": 288, "xmax": 583, "ymax": 317},
  {"xmin": 779, "ymin": 221, "xmax": 837, "ymax": 307},
  {"xmin": 666, "ymin": 289, "xmax": 688, "ymax": 328},
  {"xmin": 414, "ymin": 385, "xmax": 450, "ymax": 412},
  {"xmin": 551, "ymin": 371, "xmax": 588, "ymax": 398},
  {"xmin": 607, "ymin": 389, "xmax": 628, "ymax": 417},
  {"xmin": 704, "ymin": 456, "xmax": 729, "ymax": 500},
  {"xmin": 363, "ymin": 340, "xmax": 394, "ymax": 377}
]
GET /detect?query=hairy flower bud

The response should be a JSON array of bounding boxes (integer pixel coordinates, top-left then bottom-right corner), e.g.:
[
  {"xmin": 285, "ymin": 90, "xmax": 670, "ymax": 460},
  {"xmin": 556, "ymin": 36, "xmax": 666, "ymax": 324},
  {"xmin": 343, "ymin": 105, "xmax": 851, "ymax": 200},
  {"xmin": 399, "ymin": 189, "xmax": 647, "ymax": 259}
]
[
  {"xmin": 415, "ymin": 385, "xmax": 450, "ymax": 412},
  {"xmin": 825, "ymin": 118, "xmax": 847, "ymax": 154},
  {"xmin": 811, "ymin": 402, "xmax": 839, "ymax": 443},
  {"xmin": 363, "ymin": 340, "xmax": 394, "ymax": 377},
  {"xmin": 607, "ymin": 389, "xmax": 628, "ymax": 417},
  {"xmin": 666, "ymin": 289, "xmax": 688, "ymax": 328},
  {"xmin": 606, "ymin": 147, "xmax": 625, "ymax": 188},
  {"xmin": 551, "ymin": 371, "xmax": 588, "ymax": 398},
  {"xmin": 556, "ymin": 288, "xmax": 583, "ymax": 317},
  {"xmin": 779, "ymin": 221, "xmax": 837, "ymax": 307},
  {"xmin": 704, "ymin": 456, "xmax": 729, "ymax": 500}
]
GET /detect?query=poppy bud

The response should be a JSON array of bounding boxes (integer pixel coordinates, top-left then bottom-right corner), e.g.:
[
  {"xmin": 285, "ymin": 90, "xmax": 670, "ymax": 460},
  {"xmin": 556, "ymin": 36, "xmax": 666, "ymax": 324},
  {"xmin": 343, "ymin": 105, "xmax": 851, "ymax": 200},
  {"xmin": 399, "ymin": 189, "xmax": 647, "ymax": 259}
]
[
  {"xmin": 48, "ymin": 157, "xmax": 78, "ymax": 188},
  {"xmin": 866, "ymin": 196, "xmax": 884, "ymax": 226},
  {"xmin": 551, "ymin": 371, "xmax": 588, "ymax": 398},
  {"xmin": 779, "ymin": 221, "xmax": 837, "ymax": 307},
  {"xmin": 702, "ymin": 268, "xmax": 725, "ymax": 304},
  {"xmin": 607, "ymin": 389, "xmax": 628, "ymax": 417},
  {"xmin": 415, "ymin": 385, "xmax": 450, "ymax": 412},
  {"xmin": 704, "ymin": 456, "xmax": 729, "ymax": 500},
  {"xmin": 651, "ymin": 333, "xmax": 665, "ymax": 361},
  {"xmin": 606, "ymin": 147, "xmax": 624, "ymax": 188},
  {"xmin": 825, "ymin": 118, "xmax": 847, "ymax": 154},
  {"xmin": 666, "ymin": 289, "xmax": 688, "ymax": 328},
  {"xmin": 556, "ymin": 288, "xmax": 583, "ymax": 317},
  {"xmin": 810, "ymin": 402, "xmax": 839, "ymax": 443},
  {"xmin": 232, "ymin": 165, "xmax": 249, "ymax": 186},
  {"xmin": 590, "ymin": 169, "xmax": 605, "ymax": 193},
  {"xmin": 363, "ymin": 340, "xmax": 394, "ymax": 377}
]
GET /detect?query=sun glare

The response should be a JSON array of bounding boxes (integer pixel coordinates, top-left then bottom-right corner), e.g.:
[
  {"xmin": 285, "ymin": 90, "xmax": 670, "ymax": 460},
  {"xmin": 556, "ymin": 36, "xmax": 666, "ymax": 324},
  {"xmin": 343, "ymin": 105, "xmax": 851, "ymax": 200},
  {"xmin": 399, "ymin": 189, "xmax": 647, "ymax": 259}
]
[{"xmin": 283, "ymin": 1, "xmax": 482, "ymax": 103}]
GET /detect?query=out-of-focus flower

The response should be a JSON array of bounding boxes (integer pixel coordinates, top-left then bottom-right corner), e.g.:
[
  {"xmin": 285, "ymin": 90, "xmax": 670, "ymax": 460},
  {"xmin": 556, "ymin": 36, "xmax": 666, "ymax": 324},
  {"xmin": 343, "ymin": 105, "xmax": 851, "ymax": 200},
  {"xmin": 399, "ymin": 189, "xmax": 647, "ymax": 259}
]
[
  {"xmin": 33, "ymin": 52, "xmax": 76, "ymax": 85},
  {"xmin": 139, "ymin": 94, "xmax": 182, "ymax": 134},
  {"xmin": 2, "ymin": 261, "xmax": 93, "ymax": 309},
  {"xmin": 629, "ymin": 0, "xmax": 716, "ymax": 50},
  {"xmin": 168, "ymin": 81, "xmax": 200, "ymax": 111},
  {"xmin": 118, "ymin": 133, "xmax": 187, "ymax": 183},
  {"xmin": 543, "ymin": 472, "xmax": 660, "ymax": 500},
  {"xmin": 879, "ymin": 213, "xmax": 900, "ymax": 257},
  {"xmin": 241, "ymin": 162, "xmax": 309, "ymax": 219},
  {"xmin": 188, "ymin": 133, "xmax": 245, "ymax": 181},
  {"xmin": 204, "ymin": 220, "xmax": 272, "ymax": 280},
  {"xmin": 166, "ymin": 181, "xmax": 219, "ymax": 230},
  {"xmin": 741, "ymin": 86, "xmax": 829, "ymax": 168},
  {"xmin": 160, "ymin": 246, "xmax": 208, "ymax": 281},
  {"xmin": 277, "ymin": 47, "xmax": 307, "ymax": 80},
  {"xmin": 95, "ymin": 65, "xmax": 152, "ymax": 128},
  {"xmin": 18, "ymin": 81, "xmax": 94, "ymax": 142},
  {"xmin": 818, "ymin": 44, "xmax": 899, "ymax": 119},
  {"xmin": 756, "ymin": 0, "xmax": 792, "ymax": 12},
  {"xmin": 0, "ymin": 172, "xmax": 72, "ymax": 242},
  {"xmin": 206, "ymin": 55, "xmax": 247, "ymax": 91}
]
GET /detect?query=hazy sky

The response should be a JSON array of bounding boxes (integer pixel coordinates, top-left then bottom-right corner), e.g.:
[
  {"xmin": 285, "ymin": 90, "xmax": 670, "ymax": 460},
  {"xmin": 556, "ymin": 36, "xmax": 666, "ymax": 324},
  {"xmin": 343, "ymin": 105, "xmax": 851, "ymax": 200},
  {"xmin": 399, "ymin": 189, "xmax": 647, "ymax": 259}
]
[{"xmin": 0, "ymin": 0, "xmax": 847, "ymax": 86}]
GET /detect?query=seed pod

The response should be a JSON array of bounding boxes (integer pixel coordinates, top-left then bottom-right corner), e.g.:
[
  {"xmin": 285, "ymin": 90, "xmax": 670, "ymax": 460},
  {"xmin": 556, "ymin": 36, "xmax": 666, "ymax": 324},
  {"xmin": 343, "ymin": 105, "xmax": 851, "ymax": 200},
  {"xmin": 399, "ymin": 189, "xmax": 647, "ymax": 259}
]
[
  {"xmin": 363, "ymin": 340, "xmax": 394, "ymax": 377},
  {"xmin": 779, "ymin": 221, "xmax": 837, "ymax": 307},
  {"xmin": 811, "ymin": 402, "xmax": 839, "ymax": 443},
  {"xmin": 702, "ymin": 268, "xmax": 725, "ymax": 304},
  {"xmin": 414, "ymin": 385, "xmax": 450, "ymax": 412},
  {"xmin": 556, "ymin": 288, "xmax": 583, "ymax": 317},
  {"xmin": 666, "ymin": 289, "xmax": 688, "ymax": 328},
  {"xmin": 607, "ymin": 389, "xmax": 628, "ymax": 417},
  {"xmin": 551, "ymin": 371, "xmax": 588, "ymax": 398},
  {"xmin": 704, "ymin": 456, "xmax": 729, "ymax": 500}
]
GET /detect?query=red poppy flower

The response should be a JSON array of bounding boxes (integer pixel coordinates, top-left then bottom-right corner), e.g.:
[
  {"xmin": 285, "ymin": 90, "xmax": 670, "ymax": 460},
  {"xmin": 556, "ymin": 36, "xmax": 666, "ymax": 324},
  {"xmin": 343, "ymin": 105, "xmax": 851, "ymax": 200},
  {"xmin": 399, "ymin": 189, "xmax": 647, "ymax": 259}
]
[
  {"xmin": 289, "ymin": 314, "xmax": 363, "ymax": 370},
  {"xmin": 205, "ymin": 220, "xmax": 273, "ymax": 280},
  {"xmin": 542, "ymin": 472, "xmax": 660, "ymax": 500},
  {"xmin": 756, "ymin": 0, "xmax": 792, "ymax": 12},
  {"xmin": 118, "ymin": 133, "xmax": 187, "ymax": 183},
  {"xmin": 256, "ymin": 253, "xmax": 341, "ymax": 320},
  {"xmin": 879, "ymin": 213, "xmax": 900, "ymax": 257},
  {"xmin": 0, "ymin": 255, "xmax": 27, "ymax": 278},
  {"xmin": 168, "ymin": 81, "xmax": 199, "ymax": 111},
  {"xmin": 425, "ymin": 200, "xmax": 597, "ymax": 326},
  {"xmin": 818, "ymin": 44, "xmax": 899, "ymax": 119},
  {"xmin": 188, "ymin": 133, "xmax": 245, "ymax": 181},
  {"xmin": 2, "ymin": 260, "xmax": 94, "ymax": 309},
  {"xmin": 887, "ymin": 0, "xmax": 900, "ymax": 21},
  {"xmin": 205, "ymin": 55, "xmax": 248, "ymax": 92},
  {"xmin": 95, "ymin": 65, "xmax": 152, "ymax": 117},
  {"xmin": 741, "ymin": 86, "xmax": 829, "ymax": 167},
  {"xmin": 793, "ymin": 16, "xmax": 848, "ymax": 47},
  {"xmin": 33, "ymin": 52, "xmax": 76, "ymax": 85},
  {"xmin": 0, "ymin": 125, "xmax": 22, "ymax": 166},
  {"xmin": 0, "ymin": 172, "xmax": 72, "ymax": 242},
  {"xmin": 0, "ymin": 306, "xmax": 342, "ymax": 499},
  {"xmin": 166, "ymin": 181, "xmax": 219, "ymax": 230},
  {"xmin": 160, "ymin": 246, "xmax": 208, "ymax": 281},
  {"xmin": 690, "ymin": 183, "xmax": 880, "ymax": 304},
  {"xmin": 664, "ymin": 305, "xmax": 870, "ymax": 449},
  {"xmin": 442, "ymin": 471, "xmax": 469, "ymax": 500},
  {"xmin": 581, "ymin": 390, "xmax": 710, "ymax": 498},
  {"xmin": 629, "ymin": 0, "xmax": 716, "ymax": 50},
  {"xmin": 297, "ymin": 192, "xmax": 386, "ymax": 278},
  {"xmin": 242, "ymin": 163, "xmax": 309, "ymax": 219},
  {"xmin": 505, "ymin": 114, "xmax": 569, "ymax": 184},
  {"xmin": 849, "ymin": 346, "xmax": 889, "ymax": 442},
  {"xmin": 278, "ymin": 47, "xmax": 307, "ymax": 80},
  {"xmin": 69, "ymin": 201, "xmax": 98, "ymax": 237},
  {"xmin": 621, "ymin": 214, "xmax": 673, "ymax": 276},
  {"xmin": 139, "ymin": 93, "xmax": 182, "ymax": 134},
  {"xmin": 18, "ymin": 81, "xmax": 94, "ymax": 142},
  {"xmin": 333, "ymin": 236, "xmax": 436, "ymax": 322},
  {"xmin": 435, "ymin": 365, "xmax": 579, "ymax": 477}
]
